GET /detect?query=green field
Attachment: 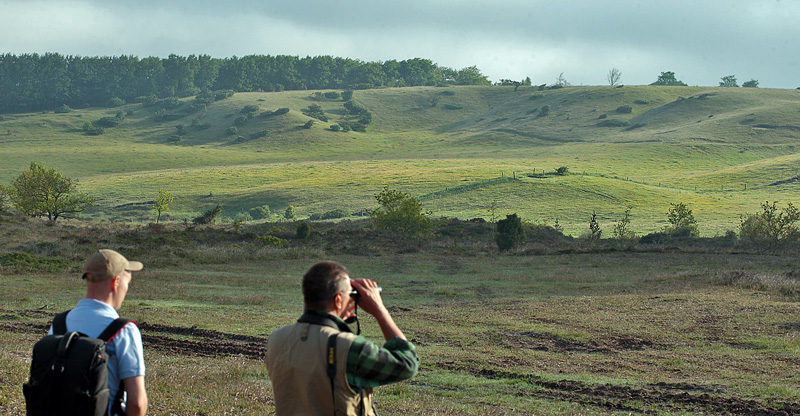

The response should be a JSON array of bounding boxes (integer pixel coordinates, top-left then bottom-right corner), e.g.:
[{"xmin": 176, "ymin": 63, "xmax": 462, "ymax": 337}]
[
  {"xmin": 1, "ymin": 219, "xmax": 800, "ymax": 415},
  {"xmin": 2, "ymin": 85, "xmax": 800, "ymax": 414},
  {"xmin": 2, "ymin": 85, "xmax": 800, "ymax": 235}
]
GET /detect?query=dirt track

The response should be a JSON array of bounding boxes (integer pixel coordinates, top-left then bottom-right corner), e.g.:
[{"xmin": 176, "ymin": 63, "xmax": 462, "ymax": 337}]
[{"xmin": 4, "ymin": 309, "xmax": 799, "ymax": 415}]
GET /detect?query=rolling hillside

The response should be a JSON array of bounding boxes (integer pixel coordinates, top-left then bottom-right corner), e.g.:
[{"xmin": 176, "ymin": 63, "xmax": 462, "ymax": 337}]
[{"xmin": 1, "ymin": 85, "xmax": 799, "ymax": 235}]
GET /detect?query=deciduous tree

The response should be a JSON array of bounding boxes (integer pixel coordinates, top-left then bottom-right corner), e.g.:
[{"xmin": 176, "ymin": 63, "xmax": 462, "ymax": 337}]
[
  {"xmin": 7, "ymin": 161, "xmax": 95, "ymax": 221},
  {"xmin": 607, "ymin": 68, "xmax": 622, "ymax": 86},
  {"xmin": 152, "ymin": 189, "xmax": 173, "ymax": 224}
]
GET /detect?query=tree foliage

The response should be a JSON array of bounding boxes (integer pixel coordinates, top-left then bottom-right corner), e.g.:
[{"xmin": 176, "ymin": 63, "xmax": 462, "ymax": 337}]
[
  {"xmin": 719, "ymin": 75, "xmax": 738, "ymax": 87},
  {"xmin": 193, "ymin": 205, "xmax": 222, "ymax": 225},
  {"xmin": 152, "ymin": 189, "xmax": 173, "ymax": 224},
  {"xmin": 665, "ymin": 202, "xmax": 698, "ymax": 237},
  {"xmin": 6, "ymin": 162, "xmax": 95, "ymax": 221},
  {"xmin": 739, "ymin": 201, "xmax": 800, "ymax": 249},
  {"xmin": 650, "ymin": 71, "xmax": 687, "ymax": 86},
  {"xmin": 742, "ymin": 79, "xmax": 759, "ymax": 88},
  {"xmin": 496, "ymin": 213, "xmax": 526, "ymax": 251},
  {"xmin": 369, "ymin": 187, "xmax": 433, "ymax": 239},
  {"xmin": 0, "ymin": 53, "xmax": 492, "ymax": 113}
]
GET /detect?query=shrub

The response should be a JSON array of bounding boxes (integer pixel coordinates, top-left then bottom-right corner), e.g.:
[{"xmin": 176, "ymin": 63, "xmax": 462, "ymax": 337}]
[
  {"xmin": 163, "ymin": 97, "xmax": 181, "ymax": 109},
  {"xmin": 597, "ymin": 119, "xmax": 630, "ymax": 127},
  {"xmin": 296, "ymin": 222, "xmax": 311, "ymax": 239},
  {"xmin": 241, "ymin": 105, "xmax": 260, "ymax": 114},
  {"xmin": 250, "ymin": 130, "xmax": 268, "ymax": 139},
  {"xmin": 214, "ymin": 90, "xmax": 235, "ymax": 101},
  {"xmin": 274, "ymin": 107, "xmax": 290, "ymax": 115},
  {"xmin": 496, "ymin": 213, "xmax": 526, "ymax": 251},
  {"xmin": 612, "ymin": 207, "xmax": 635, "ymax": 239},
  {"xmin": 616, "ymin": 105, "xmax": 633, "ymax": 114},
  {"xmin": 284, "ymin": 205, "xmax": 296, "ymax": 220},
  {"xmin": 234, "ymin": 116, "xmax": 247, "ymax": 125},
  {"xmin": 555, "ymin": 166, "xmax": 569, "ymax": 176},
  {"xmin": 193, "ymin": 205, "xmax": 222, "ymax": 225},
  {"xmin": 444, "ymin": 103, "xmax": 464, "ymax": 110},
  {"xmin": 107, "ymin": 97, "xmax": 126, "ymax": 107},
  {"xmin": 256, "ymin": 235, "xmax": 287, "ymax": 247},
  {"xmin": 369, "ymin": 187, "xmax": 434, "ymax": 239},
  {"xmin": 634, "ymin": 99, "xmax": 650, "ymax": 105},
  {"xmin": 330, "ymin": 124, "xmax": 341, "ymax": 132},
  {"xmin": 529, "ymin": 94, "xmax": 545, "ymax": 100},
  {"xmin": 54, "ymin": 104, "xmax": 73, "ymax": 113},
  {"xmin": 665, "ymin": 202, "xmax": 698, "ymax": 237},
  {"xmin": 302, "ymin": 120, "xmax": 314, "ymax": 129},
  {"xmin": 324, "ymin": 91, "xmax": 341, "ymax": 100},
  {"xmin": 303, "ymin": 104, "xmax": 328, "ymax": 121},
  {"xmin": 249, "ymin": 205, "xmax": 271, "ymax": 220},
  {"xmin": 342, "ymin": 90, "xmax": 354, "ymax": 101},
  {"xmin": 96, "ymin": 116, "xmax": 121, "ymax": 128},
  {"xmin": 141, "ymin": 95, "xmax": 159, "ymax": 107},
  {"xmin": 538, "ymin": 105, "xmax": 550, "ymax": 117},
  {"xmin": 308, "ymin": 209, "xmax": 348, "ymax": 220},
  {"xmin": 225, "ymin": 126, "xmax": 238, "ymax": 135},
  {"xmin": 739, "ymin": 201, "xmax": 800, "ymax": 249}
]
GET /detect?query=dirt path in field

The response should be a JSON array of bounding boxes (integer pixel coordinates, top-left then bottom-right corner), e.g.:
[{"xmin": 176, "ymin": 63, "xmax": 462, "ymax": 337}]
[{"xmin": 4, "ymin": 309, "xmax": 799, "ymax": 415}]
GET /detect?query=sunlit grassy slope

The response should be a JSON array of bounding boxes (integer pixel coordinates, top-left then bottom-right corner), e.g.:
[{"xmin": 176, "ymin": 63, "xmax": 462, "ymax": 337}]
[{"xmin": 1, "ymin": 85, "xmax": 799, "ymax": 235}]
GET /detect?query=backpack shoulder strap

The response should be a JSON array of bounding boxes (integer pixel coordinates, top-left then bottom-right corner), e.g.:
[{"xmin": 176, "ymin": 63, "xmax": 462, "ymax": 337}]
[
  {"xmin": 97, "ymin": 318, "xmax": 134, "ymax": 343},
  {"xmin": 52, "ymin": 310, "xmax": 70, "ymax": 335}
]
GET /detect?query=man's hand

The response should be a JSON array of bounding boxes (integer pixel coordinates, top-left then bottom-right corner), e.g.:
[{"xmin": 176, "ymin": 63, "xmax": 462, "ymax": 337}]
[{"xmin": 350, "ymin": 278, "xmax": 406, "ymax": 341}]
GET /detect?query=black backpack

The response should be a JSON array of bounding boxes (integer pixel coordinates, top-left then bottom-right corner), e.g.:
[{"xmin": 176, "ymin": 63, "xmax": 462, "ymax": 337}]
[{"xmin": 23, "ymin": 310, "xmax": 131, "ymax": 416}]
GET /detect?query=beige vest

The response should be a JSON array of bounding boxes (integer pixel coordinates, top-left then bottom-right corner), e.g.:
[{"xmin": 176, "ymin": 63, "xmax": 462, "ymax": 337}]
[{"xmin": 267, "ymin": 322, "xmax": 375, "ymax": 416}]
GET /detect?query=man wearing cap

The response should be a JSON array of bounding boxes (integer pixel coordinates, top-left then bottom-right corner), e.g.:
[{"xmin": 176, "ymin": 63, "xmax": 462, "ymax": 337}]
[{"xmin": 52, "ymin": 249, "xmax": 148, "ymax": 416}]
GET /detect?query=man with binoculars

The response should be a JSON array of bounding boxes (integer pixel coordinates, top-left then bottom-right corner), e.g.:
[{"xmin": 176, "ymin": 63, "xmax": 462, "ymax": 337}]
[{"xmin": 266, "ymin": 261, "xmax": 419, "ymax": 415}]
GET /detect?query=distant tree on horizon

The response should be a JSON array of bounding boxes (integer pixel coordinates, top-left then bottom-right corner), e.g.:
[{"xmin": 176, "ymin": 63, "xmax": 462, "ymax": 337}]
[
  {"xmin": 719, "ymin": 75, "xmax": 739, "ymax": 87},
  {"xmin": 650, "ymin": 71, "xmax": 687, "ymax": 86},
  {"xmin": 742, "ymin": 79, "xmax": 759, "ymax": 88},
  {"xmin": 607, "ymin": 68, "xmax": 622, "ymax": 86}
]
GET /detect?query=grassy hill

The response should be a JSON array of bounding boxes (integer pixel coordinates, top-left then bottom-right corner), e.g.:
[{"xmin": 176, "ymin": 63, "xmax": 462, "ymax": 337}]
[{"xmin": 1, "ymin": 85, "xmax": 799, "ymax": 235}]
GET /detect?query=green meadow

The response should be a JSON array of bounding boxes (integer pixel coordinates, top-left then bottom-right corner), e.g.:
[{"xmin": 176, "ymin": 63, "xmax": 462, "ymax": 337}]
[
  {"xmin": 2, "ymin": 218, "xmax": 800, "ymax": 415},
  {"xmin": 2, "ymin": 85, "xmax": 800, "ymax": 235},
  {"xmin": 2, "ymin": 85, "xmax": 800, "ymax": 414}
]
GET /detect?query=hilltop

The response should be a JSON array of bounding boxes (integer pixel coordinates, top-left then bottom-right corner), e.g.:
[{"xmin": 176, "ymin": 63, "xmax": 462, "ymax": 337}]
[{"xmin": 1, "ymin": 85, "xmax": 799, "ymax": 235}]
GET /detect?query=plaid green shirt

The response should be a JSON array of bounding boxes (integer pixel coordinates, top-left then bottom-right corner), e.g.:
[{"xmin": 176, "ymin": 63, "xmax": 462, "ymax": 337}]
[{"xmin": 308, "ymin": 310, "xmax": 420, "ymax": 392}]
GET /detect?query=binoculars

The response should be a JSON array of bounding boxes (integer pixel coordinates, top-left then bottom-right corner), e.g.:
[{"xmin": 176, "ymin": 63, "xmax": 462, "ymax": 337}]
[{"xmin": 350, "ymin": 286, "xmax": 382, "ymax": 300}]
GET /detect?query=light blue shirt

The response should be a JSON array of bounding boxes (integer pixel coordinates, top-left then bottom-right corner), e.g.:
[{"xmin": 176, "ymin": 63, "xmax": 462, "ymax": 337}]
[{"xmin": 49, "ymin": 298, "xmax": 145, "ymax": 414}]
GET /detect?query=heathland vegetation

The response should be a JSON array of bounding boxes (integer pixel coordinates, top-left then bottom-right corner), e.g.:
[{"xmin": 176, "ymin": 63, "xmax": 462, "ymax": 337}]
[{"xmin": 2, "ymin": 78, "xmax": 800, "ymax": 414}]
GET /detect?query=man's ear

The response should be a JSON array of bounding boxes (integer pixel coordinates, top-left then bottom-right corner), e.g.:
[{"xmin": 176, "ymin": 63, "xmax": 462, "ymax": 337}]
[
  {"xmin": 109, "ymin": 275, "xmax": 121, "ymax": 292},
  {"xmin": 333, "ymin": 292, "xmax": 344, "ymax": 311}
]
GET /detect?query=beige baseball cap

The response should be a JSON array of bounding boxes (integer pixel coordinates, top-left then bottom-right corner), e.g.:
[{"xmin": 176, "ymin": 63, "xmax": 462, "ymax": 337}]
[{"xmin": 82, "ymin": 249, "xmax": 143, "ymax": 282}]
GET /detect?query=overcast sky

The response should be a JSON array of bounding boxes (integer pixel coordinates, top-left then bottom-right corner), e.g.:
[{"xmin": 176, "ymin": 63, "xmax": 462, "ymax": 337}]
[{"xmin": 2, "ymin": 0, "xmax": 799, "ymax": 89}]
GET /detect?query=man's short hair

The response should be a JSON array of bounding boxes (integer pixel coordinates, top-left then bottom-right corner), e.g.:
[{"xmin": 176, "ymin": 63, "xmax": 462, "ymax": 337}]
[{"xmin": 302, "ymin": 261, "xmax": 350, "ymax": 310}]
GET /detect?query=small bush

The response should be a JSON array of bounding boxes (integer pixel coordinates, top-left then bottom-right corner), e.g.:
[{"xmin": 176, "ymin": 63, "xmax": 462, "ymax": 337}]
[
  {"xmin": 107, "ymin": 97, "xmax": 126, "ymax": 107},
  {"xmin": 250, "ymin": 130, "xmax": 268, "ymax": 139},
  {"xmin": 225, "ymin": 126, "xmax": 238, "ymax": 135},
  {"xmin": 597, "ymin": 119, "xmax": 630, "ymax": 127},
  {"xmin": 249, "ymin": 205, "xmax": 271, "ymax": 220},
  {"xmin": 496, "ymin": 213, "xmax": 526, "ymax": 251},
  {"xmin": 96, "ymin": 116, "xmax": 121, "ymax": 128},
  {"xmin": 324, "ymin": 91, "xmax": 341, "ymax": 100},
  {"xmin": 634, "ymin": 99, "xmax": 650, "ymax": 105},
  {"xmin": 538, "ymin": 105, "xmax": 550, "ymax": 117},
  {"xmin": 241, "ymin": 105, "xmax": 260, "ymax": 114},
  {"xmin": 529, "ymin": 94, "xmax": 545, "ymax": 100},
  {"xmin": 296, "ymin": 222, "xmax": 311, "ymax": 239},
  {"xmin": 54, "ymin": 104, "xmax": 73, "ymax": 113},
  {"xmin": 234, "ymin": 116, "xmax": 247, "ymax": 125},
  {"xmin": 444, "ymin": 103, "xmax": 464, "ymax": 110},
  {"xmin": 616, "ymin": 105, "xmax": 633, "ymax": 114},
  {"xmin": 256, "ymin": 235, "xmax": 287, "ymax": 247},
  {"xmin": 193, "ymin": 205, "xmax": 222, "ymax": 225},
  {"xmin": 330, "ymin": 124, "xmax": 341, "ymax": 132},
  {"xmin": 302, "ymin": 120, "xmax": 314, "ymax": 129}
]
